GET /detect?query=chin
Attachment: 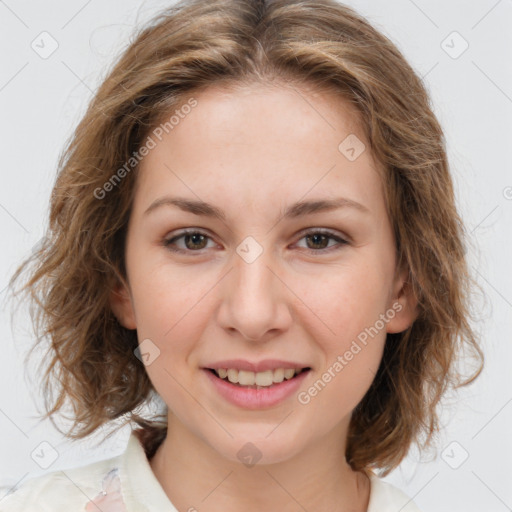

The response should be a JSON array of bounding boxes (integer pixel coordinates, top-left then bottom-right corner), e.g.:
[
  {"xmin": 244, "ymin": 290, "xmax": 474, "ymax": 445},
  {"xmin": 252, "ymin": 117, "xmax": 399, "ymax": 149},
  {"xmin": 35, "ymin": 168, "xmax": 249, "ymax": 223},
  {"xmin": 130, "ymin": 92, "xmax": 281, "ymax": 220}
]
[{"xmin": 208, "ymin": 430, "xmax": 306, "ymax": 467}]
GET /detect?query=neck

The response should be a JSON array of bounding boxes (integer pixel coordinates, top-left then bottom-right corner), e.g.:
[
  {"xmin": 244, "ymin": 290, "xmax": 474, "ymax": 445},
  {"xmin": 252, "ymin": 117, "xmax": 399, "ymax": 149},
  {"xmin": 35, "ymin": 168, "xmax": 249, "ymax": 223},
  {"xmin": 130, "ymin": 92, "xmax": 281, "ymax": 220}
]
[{"xmin": 149, "ymin": 414, "xmax": 370, "ymax": 512}]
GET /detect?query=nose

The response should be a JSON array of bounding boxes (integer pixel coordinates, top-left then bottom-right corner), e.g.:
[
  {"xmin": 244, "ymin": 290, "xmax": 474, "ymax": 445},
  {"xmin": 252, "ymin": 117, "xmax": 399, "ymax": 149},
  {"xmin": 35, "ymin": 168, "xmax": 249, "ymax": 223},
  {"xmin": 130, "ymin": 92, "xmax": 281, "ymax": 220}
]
[{"xmin": 216, "ymin": 244, "xmax": 292, "ymax": 342}]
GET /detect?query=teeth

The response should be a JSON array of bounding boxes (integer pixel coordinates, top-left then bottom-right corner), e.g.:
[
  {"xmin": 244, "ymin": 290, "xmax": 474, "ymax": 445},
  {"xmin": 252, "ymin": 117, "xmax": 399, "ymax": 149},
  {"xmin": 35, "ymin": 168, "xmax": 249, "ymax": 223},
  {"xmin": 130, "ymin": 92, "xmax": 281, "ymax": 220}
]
[
  {"xmin": 214, "ymin": 368, "xmax": 305, "ymax": 387},
  {"xmin": 284, "ymin": 368, "xmax": 295, "ymax": 380},
  {"xmin": 254, "ymin": 370, "xmax": 273, "ymax": 386},
  {"xmin": 239, "ymin": 370, "xmax": 256, "ymax": 386},
  {"xmin": 227, "ymin": 368, "xmax": 239, "ymax": 383},
  {"xmin": 273, "ymin": 368, "xmax": 284, "ymax": 383}
]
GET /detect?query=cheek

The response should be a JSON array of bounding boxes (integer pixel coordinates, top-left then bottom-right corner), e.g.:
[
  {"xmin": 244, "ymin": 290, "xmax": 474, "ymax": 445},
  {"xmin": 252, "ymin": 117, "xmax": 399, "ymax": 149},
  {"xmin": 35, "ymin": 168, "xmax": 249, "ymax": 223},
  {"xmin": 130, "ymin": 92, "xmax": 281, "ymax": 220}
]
[
  {"xmin": 301, "ymin": 338, "xmax": 384, "ymax": 437},
  {"xmin": 125, "ymin": 257, "xmax": 216, "ymax": 401},
  {"xmin": 296, "ymin": 260, "xmax": 392, "ymax": 347},
  {"xmin": 292, "ymin": 260, "xmax": 390, "ymax": 409},
  {"xmin": 128, "ymin": 263, "xmax": 213, "ymax": 415},
  {"xmin": 128, "ymin": 254, "xmax": 213, "ymax": 337},
  {"xmin": 296, "ymin": 267, "xmax": 389, "ymax": 418}
]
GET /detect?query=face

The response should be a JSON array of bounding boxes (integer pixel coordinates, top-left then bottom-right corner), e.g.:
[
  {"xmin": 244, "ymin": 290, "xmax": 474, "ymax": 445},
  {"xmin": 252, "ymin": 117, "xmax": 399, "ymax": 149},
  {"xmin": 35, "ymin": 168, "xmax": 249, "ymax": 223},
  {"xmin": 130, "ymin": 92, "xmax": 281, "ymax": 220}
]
[{"xmin": 110, "ymin": 83, "xmax": 416, "ymax": 465}]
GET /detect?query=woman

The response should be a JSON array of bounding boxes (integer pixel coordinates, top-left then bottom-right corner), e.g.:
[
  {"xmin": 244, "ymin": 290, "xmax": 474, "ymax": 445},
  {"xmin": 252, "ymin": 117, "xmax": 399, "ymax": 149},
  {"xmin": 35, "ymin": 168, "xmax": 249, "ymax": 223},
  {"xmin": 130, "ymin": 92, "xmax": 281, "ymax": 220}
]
[{"xmin": 4, "ymin": 0, "xmax": 483, "ymax": 510}]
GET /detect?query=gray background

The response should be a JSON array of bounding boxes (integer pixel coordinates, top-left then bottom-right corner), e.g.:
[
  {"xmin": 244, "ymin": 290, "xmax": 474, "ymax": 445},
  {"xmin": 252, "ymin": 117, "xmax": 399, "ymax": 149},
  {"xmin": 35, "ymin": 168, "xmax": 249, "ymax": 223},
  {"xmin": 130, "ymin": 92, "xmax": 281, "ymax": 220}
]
[{"xmin": 0, "ymin": 1, "xmax": 511, "ymax": 510}]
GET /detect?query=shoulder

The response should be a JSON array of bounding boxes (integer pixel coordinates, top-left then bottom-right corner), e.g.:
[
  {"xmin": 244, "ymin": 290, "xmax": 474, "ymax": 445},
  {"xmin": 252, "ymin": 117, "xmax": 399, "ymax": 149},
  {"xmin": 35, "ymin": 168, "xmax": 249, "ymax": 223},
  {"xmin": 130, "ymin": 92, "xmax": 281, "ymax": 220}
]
[
  {"xmin": 0, "ymin": 452, "xmax": 124, "ymax": 512},
  {"xmin": 367, "ymin": 474, "xmax": 423, "ymax": 512}
]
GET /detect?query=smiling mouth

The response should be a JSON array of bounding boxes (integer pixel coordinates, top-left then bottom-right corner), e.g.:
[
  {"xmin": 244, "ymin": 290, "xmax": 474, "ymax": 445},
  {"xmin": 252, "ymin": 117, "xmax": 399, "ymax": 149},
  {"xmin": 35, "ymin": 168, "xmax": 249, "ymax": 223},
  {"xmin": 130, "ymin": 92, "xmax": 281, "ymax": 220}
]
[{"xmin": 206, "ymin": 367, "xmax": 311, "ymax": 389}]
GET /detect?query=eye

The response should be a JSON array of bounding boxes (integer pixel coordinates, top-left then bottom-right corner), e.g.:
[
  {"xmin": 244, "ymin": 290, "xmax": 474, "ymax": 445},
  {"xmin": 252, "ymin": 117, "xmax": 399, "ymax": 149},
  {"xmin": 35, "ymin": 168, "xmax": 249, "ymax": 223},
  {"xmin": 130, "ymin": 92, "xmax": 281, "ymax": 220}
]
[
  {"xmin": 163, "ymin": 228, "xmax": 349, "ymax": 255},
  {"xmin": 294, "ymin": 229, "xmax": 349, "ymax": 253},
  {"xmin": 163, "ymin": 229, "xmax": 216, "ymax": 254}
]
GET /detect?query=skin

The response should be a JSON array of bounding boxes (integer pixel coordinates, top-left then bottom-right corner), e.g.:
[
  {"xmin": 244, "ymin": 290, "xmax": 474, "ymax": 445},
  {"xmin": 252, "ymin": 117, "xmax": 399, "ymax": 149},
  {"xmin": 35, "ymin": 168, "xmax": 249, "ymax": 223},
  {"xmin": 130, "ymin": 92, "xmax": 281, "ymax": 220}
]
[{"xmin": 110, "ymin": 82, "xmax": 417, "ymax": 512}]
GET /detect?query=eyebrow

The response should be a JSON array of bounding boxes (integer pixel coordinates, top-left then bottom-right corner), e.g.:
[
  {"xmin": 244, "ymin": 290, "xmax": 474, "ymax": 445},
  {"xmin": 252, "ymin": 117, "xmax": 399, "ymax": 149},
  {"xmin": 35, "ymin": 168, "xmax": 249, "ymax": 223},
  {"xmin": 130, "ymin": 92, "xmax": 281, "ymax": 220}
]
[{"xmin": 143, "ymin": 196, "xmax": 370, "ymax": 221}]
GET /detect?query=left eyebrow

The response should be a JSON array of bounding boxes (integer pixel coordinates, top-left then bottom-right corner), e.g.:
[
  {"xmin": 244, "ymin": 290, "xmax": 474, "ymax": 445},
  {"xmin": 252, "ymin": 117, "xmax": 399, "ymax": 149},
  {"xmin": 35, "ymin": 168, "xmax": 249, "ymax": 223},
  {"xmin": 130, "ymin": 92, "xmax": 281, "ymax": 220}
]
[
  {"xmin": 283, "ymin": 197, "xmax": 370, "ymax": 217},
  {"xmin": 143, "ymin": 196, "xmax": 370, "ymax": 221}
]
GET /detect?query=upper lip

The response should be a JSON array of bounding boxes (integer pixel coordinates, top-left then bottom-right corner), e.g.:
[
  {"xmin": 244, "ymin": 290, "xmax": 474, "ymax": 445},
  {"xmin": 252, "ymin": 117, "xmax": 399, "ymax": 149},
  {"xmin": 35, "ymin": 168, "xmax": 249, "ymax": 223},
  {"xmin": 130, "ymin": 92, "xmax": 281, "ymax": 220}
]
[{"xmin": 203, "ymin": 359, "xmax": 312, "ymax": 373}]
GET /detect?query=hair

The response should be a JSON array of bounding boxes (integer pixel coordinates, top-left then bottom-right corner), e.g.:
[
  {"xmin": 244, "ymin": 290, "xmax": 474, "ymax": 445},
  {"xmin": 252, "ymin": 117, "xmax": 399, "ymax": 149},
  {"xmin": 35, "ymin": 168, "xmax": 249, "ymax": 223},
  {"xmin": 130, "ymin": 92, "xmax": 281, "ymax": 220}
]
[{"xmin": 8, "ymin": 0, "xmax": 483, "ymax": 476}]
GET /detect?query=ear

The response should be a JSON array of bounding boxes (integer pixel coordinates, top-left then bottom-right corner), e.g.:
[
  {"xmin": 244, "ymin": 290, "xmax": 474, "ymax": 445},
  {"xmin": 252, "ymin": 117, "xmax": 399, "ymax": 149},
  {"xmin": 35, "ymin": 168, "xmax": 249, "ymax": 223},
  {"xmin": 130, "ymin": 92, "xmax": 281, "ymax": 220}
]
[
  {"xmin": 385, "ymin": 264, "xmax": 418, "ymax": 334},
  {"xmin": 109, "ymin": 278, "xmax": 137, "ymax": 330}
]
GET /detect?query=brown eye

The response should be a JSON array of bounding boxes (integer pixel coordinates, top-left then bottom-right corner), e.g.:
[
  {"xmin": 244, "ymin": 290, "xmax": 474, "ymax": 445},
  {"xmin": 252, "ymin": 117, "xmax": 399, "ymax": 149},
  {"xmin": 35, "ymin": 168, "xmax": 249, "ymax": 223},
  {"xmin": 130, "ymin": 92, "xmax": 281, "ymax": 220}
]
[
  {"xmin": 305, "ymin": 233, "xmax": 330, "ymax": 250},
  {"xmin": 164, "ymin": 230, "xmax": 213, "ymax": 253},
  {"xmin": 182, "ymin": 233, "xmax": 208, "ymax": 250},
  {"xmin": 296, "ymin": 230, "xmax": 349, "ymax": 253}
]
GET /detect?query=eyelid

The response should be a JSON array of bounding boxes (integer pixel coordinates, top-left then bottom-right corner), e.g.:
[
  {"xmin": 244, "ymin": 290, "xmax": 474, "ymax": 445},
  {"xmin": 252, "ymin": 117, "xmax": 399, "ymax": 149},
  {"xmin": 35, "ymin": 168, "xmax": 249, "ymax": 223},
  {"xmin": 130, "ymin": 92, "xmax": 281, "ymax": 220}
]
[
  {"xmin": 291, "ymin": 228, "xmax": 349, "ymax": 252},
  {"xmin": 163, "ymin": 228, "xmax": 218, "ymax": 254},
  {"xmin": 293, "ymin": 227, "xmax": 351, "ymax": 244}
]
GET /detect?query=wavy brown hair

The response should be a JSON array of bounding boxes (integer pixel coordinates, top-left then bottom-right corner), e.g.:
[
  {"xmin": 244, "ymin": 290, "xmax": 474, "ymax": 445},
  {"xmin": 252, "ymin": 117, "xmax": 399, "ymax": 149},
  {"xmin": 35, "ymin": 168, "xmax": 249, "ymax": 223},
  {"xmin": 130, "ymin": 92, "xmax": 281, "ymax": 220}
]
[{"xmin": 8, "ymin": 0, "xmax": 483, "ymax": 476}]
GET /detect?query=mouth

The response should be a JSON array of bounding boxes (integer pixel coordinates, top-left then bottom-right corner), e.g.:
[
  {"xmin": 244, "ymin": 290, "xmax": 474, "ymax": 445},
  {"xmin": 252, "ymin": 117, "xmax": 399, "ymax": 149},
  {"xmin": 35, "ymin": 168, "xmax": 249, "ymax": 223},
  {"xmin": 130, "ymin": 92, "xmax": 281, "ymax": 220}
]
[{"xmin": 205, "ymin": 367, "xmax": 312, "ymax": 389}]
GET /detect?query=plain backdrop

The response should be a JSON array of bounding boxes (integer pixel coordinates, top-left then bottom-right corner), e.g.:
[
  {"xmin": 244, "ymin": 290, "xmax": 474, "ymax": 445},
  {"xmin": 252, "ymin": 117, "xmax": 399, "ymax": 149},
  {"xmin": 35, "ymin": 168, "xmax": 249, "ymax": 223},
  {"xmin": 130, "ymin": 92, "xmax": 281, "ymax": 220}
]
[{"xmin": 0, "ymin": 1, "xmax": 511, "ymax": 511}]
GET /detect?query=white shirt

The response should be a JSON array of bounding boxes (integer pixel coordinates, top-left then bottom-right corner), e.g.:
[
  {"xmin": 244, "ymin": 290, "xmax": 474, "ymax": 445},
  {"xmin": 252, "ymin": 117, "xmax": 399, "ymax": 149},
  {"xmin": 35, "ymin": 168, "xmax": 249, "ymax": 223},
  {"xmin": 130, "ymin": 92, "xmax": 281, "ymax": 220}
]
[{"xmin": 0, "ymin": 430, "xmax": 422, "ymax": 511}]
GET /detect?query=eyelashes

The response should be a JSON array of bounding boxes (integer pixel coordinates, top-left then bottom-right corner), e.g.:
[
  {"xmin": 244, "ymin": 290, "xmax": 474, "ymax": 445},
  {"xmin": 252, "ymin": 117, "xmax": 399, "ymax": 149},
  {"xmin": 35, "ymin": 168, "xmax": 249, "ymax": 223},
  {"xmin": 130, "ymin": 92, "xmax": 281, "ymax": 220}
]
[
  {"xmin": 163, "ymin": 228, "xmax": 349, "ymax": 255},
  {"xmin": 163, "ymin": 230, "xmax": 214, "ymax": 253}
]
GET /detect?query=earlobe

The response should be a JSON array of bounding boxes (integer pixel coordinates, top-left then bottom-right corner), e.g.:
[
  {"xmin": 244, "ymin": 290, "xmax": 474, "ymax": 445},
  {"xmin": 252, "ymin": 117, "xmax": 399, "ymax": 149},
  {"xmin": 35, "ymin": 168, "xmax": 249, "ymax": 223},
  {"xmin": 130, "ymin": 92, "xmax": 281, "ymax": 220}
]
[
  {"xmin": 109, "ymin": 280, "xmax": 137, "ymax": 330},
  {"xmin": 386, "ymin": 267, "xmax": 418, "ymax": 334}
]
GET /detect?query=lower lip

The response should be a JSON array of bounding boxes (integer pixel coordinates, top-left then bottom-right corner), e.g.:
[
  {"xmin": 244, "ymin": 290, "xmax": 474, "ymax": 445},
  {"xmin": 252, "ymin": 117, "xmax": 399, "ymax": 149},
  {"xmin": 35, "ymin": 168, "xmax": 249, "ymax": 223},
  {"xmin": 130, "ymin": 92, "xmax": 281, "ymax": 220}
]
[{"xmin": 202, "ymin": 368, "xmax": 311, "ymax": 410}]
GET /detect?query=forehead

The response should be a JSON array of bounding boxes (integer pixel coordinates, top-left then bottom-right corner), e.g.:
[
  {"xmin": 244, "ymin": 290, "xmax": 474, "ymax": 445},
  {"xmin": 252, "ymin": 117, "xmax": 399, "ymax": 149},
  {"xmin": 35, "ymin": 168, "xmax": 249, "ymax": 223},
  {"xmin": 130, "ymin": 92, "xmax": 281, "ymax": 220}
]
[{"xmin": 134, "ymin": 82, "xmax": 385, "ymax": 218}]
